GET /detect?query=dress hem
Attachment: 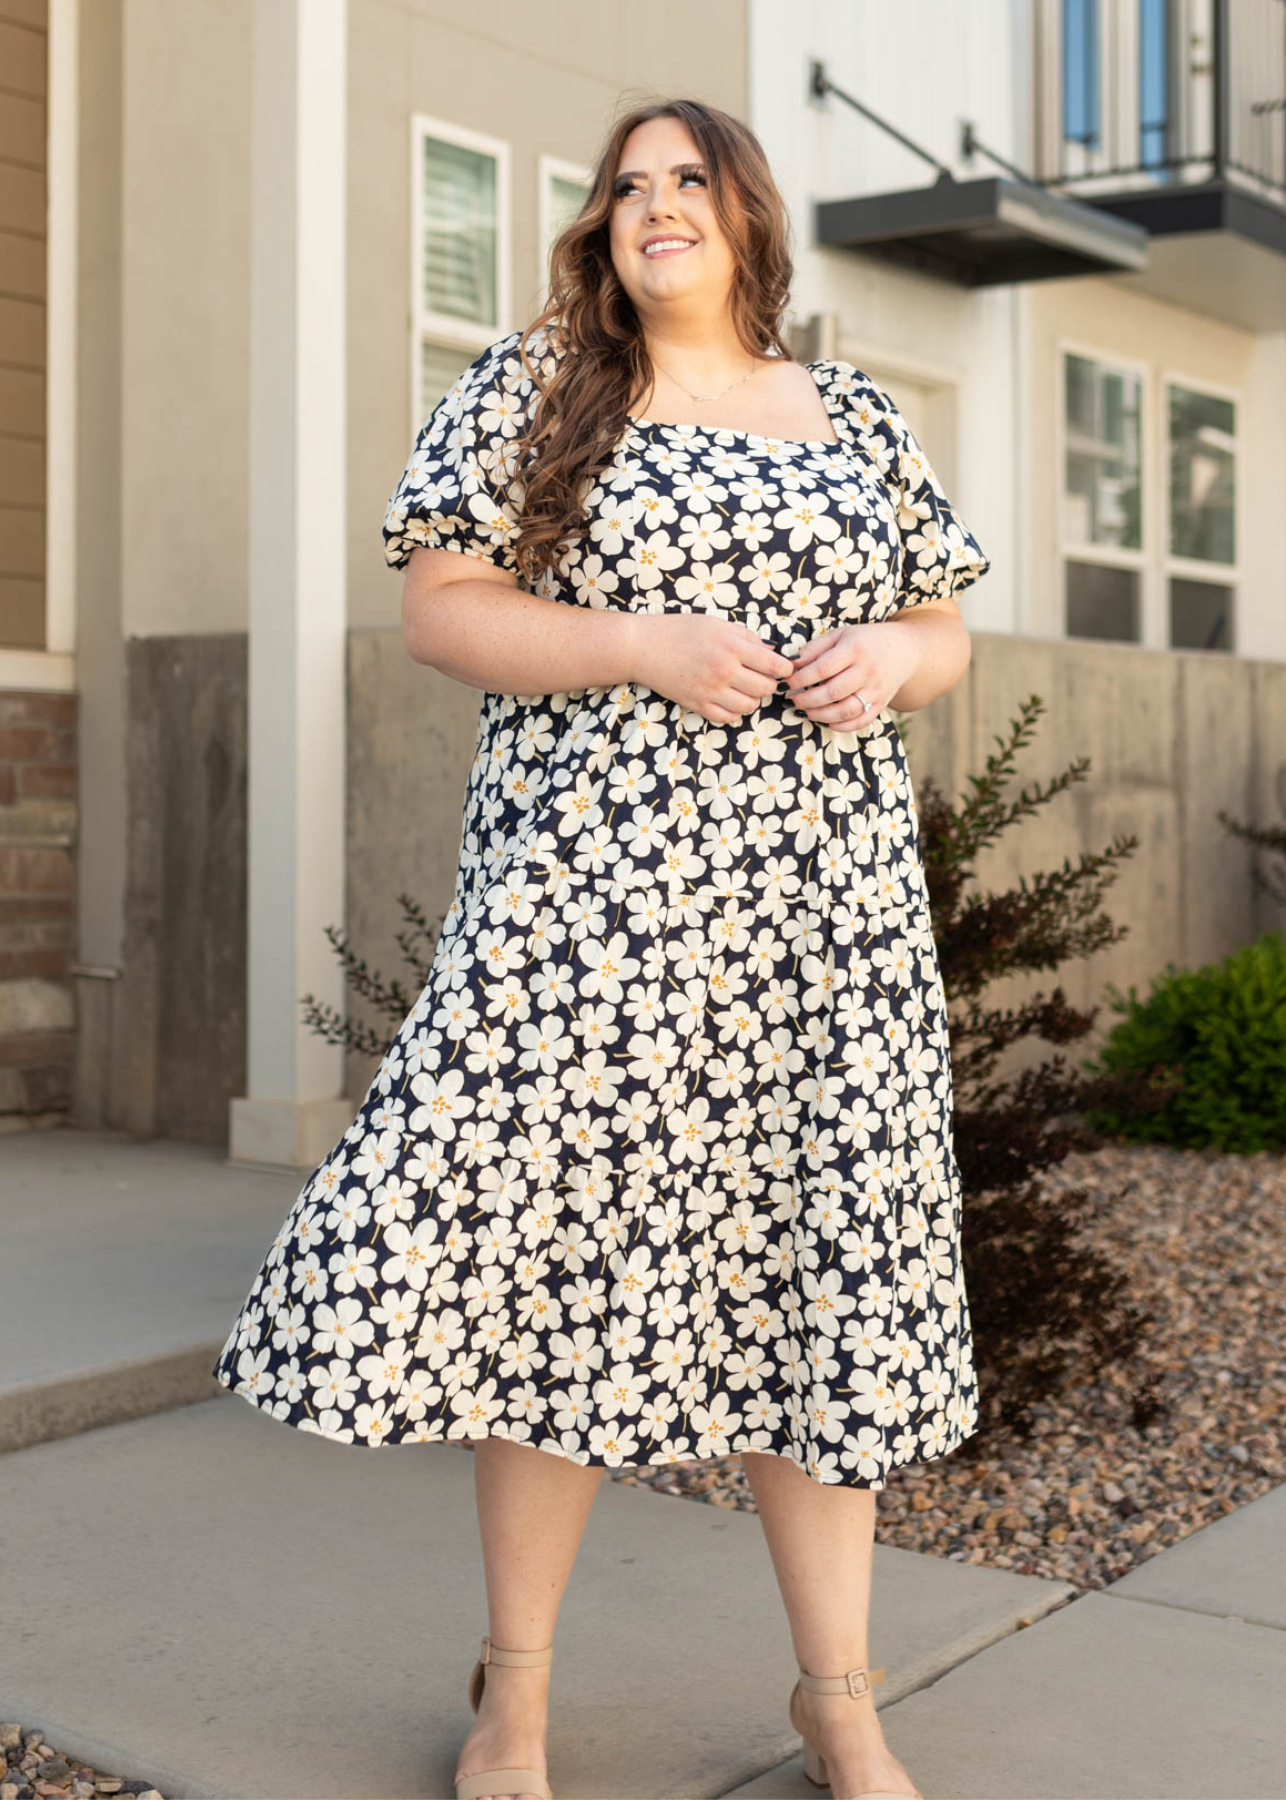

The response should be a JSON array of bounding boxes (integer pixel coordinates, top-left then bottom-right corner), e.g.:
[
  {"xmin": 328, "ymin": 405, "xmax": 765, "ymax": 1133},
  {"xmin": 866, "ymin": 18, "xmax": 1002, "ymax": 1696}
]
[{"xmin": 211, "ymin": 1358, "xmax": 982, "ymax": 1494}]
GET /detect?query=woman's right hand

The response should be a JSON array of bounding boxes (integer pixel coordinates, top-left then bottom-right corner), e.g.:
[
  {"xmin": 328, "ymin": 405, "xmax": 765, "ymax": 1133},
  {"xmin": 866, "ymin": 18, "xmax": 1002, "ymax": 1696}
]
[{"xmin": 629, "ymin": 614, "xmax": 796, "ymax": 724}]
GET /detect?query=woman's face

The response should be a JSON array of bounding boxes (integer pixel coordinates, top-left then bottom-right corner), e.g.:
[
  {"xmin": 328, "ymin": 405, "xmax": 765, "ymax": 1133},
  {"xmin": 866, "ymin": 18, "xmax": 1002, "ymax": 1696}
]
[{"xmin": 608, "ymin": 117, "xmax": 739, "ymax": 328}]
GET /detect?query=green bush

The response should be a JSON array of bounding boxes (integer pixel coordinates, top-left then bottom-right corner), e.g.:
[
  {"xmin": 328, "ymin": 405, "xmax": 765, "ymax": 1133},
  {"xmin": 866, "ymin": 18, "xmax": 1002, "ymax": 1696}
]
[{"xmin": 1080, "ymin": 930, "xmax": 1286, "ymax": 1153}]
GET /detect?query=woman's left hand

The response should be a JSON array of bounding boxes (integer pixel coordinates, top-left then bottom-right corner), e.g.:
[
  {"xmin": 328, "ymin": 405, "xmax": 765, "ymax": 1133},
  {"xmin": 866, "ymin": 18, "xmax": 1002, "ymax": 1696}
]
[{"xmin": 784, "ymin": 622, "xmax": 919, "ymax": 731}]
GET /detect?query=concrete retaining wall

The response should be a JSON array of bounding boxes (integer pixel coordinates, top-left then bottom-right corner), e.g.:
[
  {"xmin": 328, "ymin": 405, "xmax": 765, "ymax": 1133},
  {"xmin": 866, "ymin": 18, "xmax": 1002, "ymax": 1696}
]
[{"xmin": 68, "ymin": 626, "xmax": 1286, "ymax": 1140}]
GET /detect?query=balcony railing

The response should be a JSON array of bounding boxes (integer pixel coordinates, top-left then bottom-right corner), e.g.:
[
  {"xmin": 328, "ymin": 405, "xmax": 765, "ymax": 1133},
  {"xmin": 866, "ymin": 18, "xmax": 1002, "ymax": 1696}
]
[{"xmin": 1033, "ymin": 0, "xmax": 1285, "ymax": 204}]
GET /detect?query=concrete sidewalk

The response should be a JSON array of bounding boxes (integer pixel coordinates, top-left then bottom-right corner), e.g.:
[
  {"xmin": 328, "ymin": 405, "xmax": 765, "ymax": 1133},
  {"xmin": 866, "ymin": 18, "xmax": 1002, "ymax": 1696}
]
[
  {"xmin": 731, "ymin": 1484, "xmax": 1286, "ymax": 1798},
  {"xmin": 0, "ymin": 1397, "xmax": 1073, "ymax": 1800},
  {"xmin": 2, "ymin": 1125, "xmax": 1284, "ymax": 1798},
  {"xmin": 0, "ymin": 1126, "xmax": 301, "ymax": 1453}
]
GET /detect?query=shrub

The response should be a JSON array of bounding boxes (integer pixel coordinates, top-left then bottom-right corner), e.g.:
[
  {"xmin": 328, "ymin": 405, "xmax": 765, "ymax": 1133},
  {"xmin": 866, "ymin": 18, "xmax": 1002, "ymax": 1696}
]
[
  {"xmin": 909, "ymin": 693, "xmax": 1178, "ymax": 1451},
  {"xmin": 1079, "ymin": 931, "xmax": 1286, "ymax": 1153}
]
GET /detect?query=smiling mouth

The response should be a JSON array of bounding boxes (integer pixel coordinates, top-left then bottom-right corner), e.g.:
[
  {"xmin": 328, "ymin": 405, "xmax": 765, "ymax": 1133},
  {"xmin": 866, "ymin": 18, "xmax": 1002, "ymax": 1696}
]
[{"xmin": 642, "ymin": 240, "xmax": 697, "ymax": 258}]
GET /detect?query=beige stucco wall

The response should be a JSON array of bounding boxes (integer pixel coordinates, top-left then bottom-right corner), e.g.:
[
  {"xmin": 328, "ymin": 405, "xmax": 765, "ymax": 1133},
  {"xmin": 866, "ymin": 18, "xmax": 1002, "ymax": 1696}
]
[
  {"xmin": 347, "ymin": 0, "xmax": 750, "ymax": 629},
  {"xmin": 87, "ymin": 0, "xmax": 751, "ymax": 637},
  {"xmin": 118, "ymin": 0, "xmax": 252, "ymax": 638}
]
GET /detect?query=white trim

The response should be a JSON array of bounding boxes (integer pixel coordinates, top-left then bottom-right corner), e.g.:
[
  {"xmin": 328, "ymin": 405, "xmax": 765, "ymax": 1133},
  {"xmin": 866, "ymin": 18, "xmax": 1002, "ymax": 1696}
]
[
  {"xmin": 0, "ymin": 649, "xmax": 76, "ymax": 691},
  {"xmin": 45, "ymin": 0, "xmax": 78, "ymax": 660},
  {"xmin": 836, "ymin": 337, "xmax": 964, "ymax": 392},
  {"xmin": 537, "ymin": 151, "xmax": 592, "ymax": 302},
  {"xmin": 410, "ymin": 113, "xmax": 512, "ymax": 438},
  {"xmin": 1012, "ymin": 282, "xmax": 1032, "ymax": 640},
  {"xmin": 236, "ymin": 0, "xmax": 349, "ymax": 1158}
]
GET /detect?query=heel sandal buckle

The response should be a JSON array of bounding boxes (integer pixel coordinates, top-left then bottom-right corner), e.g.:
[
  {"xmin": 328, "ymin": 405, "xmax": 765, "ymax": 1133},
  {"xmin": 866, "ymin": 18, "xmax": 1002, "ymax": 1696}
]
[{"xmin": 846, "ymin": 1668, "xmax": 871, "ymax": 1698}]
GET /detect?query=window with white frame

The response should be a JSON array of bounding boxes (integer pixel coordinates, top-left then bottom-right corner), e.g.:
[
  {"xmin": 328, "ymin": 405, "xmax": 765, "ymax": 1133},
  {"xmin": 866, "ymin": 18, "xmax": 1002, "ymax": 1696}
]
[
  {"xmin": 412, "ymin": 117, "xmax": 511, "ymax": 434},
  {"xmin": 1062, "ymin": 350, "xmax": 1145, "ymax": 643},
  {"xmin": 538, "ymin": 153, "xmax": 592, "ymax": 295},
  {"xmin": 1060, "ymin": 347, "xmax": 1237, "ymax": 652}
]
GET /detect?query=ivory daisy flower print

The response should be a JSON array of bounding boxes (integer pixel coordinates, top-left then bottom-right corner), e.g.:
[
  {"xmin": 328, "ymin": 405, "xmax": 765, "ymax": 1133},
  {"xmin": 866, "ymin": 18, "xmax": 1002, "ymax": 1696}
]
[{"xmin": 213, "ymin": 325, "xmax": 991, "ymax": 1487}]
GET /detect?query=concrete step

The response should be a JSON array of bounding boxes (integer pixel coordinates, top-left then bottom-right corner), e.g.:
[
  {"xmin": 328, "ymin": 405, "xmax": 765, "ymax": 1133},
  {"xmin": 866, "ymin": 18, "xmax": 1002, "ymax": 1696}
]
[{"xmin": 0, "ymin": 1126, "xmax": 302, "ymax": 1453}]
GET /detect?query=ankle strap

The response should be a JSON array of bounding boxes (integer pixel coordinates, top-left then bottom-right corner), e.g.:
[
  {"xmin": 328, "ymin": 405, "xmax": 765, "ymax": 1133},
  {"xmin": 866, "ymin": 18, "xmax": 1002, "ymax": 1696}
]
[
  {"xmin": 479, "ymin": 1633, "xmax": 554, "ymax": 1668},
  {"xmin": 797, "ymin": 1663, "xmax": 887, "ymax": 1698}
]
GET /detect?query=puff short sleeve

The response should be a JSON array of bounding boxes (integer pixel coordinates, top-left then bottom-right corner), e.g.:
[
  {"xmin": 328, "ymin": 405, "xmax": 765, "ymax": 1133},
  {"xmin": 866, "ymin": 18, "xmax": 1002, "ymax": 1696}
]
[
  {"xmin": 845, "ymin": 374, "xmax": 991, "ymax": 609},
  {"xmin": 381, "ymin": 328, "xmax": 537, "ymax": 576}
]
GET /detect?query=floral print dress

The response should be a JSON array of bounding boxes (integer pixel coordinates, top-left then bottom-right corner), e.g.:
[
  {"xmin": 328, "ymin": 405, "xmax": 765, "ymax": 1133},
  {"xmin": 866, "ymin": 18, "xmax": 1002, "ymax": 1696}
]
[{"xmin": 212, "ymin": 324, "xmax": 991, "ymax": 1488}]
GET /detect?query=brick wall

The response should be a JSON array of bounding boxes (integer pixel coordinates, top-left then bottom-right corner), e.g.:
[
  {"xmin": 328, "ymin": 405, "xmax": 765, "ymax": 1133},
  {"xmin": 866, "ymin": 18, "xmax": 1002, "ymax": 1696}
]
[{"xmin": 0, "ymin": 687, "xmax": 76, "ymax": 1127}]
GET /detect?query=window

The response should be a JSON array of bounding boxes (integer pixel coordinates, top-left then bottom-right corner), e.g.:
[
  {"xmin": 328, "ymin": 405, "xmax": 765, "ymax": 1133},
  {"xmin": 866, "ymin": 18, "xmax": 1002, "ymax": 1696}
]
[
  {"xmin": 537, "ymin": 154, "xmax": 592, "ymax": 310},
  {"xmin": 1063, "ymin": 0, "xmax": 1101, "ymax": 150},
  {"xmin": 1138, "ymin": 0, "xmax": 1173, "ymax": 172},
  {"xmin": 1167, "ymin": 380, "xmax": 1236, "ymax": 651},
  {"xmin": 1059, "ymin": 347, "xmax": 1238, "ymax": 653},
  {"xmin": 411, "ymin": 117, "xmax": 511, "ymax": 433},
  {"xmin": 1062, "ymin": 351, "xmax": 1144, "ymax": 643}
]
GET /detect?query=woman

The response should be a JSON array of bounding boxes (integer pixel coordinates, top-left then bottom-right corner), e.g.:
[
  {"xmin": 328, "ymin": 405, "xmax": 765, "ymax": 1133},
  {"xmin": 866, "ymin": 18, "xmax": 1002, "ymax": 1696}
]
[{"xmin": 213, "ymin": 98, "xmax": 990, "ymax": 1800}]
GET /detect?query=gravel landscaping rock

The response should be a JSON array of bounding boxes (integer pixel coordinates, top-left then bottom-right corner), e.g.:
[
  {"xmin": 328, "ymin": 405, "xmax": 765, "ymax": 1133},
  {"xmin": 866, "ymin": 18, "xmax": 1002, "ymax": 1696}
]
[
  {"xmin": 0, "ymin": 1731, "xmax": 161, "ymax": 1800},
  {"xmin": 610, "ymin": 1143, "xmax": 1286, "ymax": 1590}
]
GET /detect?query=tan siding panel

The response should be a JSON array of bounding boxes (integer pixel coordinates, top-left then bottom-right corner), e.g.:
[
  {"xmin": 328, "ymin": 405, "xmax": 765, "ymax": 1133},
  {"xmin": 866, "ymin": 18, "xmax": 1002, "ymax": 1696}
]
[
  {"xmin": 0, "ymin": 19, "xmax": 45, "ymax": 96},
  {"xmin": 0, "ymin": 504, "xmax": 43, "ymax": 574},
  {"xmin": 0, "ymin": 293, "xmax": 41, "ymax": 363},
  {"xmin": 0, "ymin": 574, "xmax": 44, "ymax": 646},
  {"xmin": 0, "ymin": 434, "xmax": 41, "ymax": 505},
  {"xmin": 0, "ymin": 0, "xmax": 42, "ymax": 654},
  {"xmin": 0, "ymin": 291, "xmax": 40, "ymax": 361},
  {"xmin": 0, "ymin": 91, "xmax": 44, "ymax": 167},
  {"xmin": 0, "ymin": 161, "xmax": 43, "ymax": 234},
  {"xmin": 0, "ymin": 228, "xmax": 43, "ymax": 298},
  {"xmin": 0, "ymin": 3, "xmax": 48, "ymax": 32},
  {"xmin": 0, "ymin": 367, "xmax": 42, "ymax": 435}
]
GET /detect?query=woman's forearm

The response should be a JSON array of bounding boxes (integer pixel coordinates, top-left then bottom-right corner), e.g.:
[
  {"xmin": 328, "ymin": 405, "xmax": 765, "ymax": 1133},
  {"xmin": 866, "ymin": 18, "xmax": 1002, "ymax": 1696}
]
[
  {"xmin": 409, "ymin": 575, "xmax": 644, "ymax": 696},
  {"xmin": 412, "ymin": 575, "xmax": 971, "ymax": 713},
  {"xmin": 885, "ymin": 606, "xmax": 972, "ymax": 713}
]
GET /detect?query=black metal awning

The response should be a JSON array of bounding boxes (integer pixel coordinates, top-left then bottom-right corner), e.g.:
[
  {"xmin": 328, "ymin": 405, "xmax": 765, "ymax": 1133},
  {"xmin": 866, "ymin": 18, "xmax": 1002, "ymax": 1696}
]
[
  {"xmin": 814, "ymin": 171, "xmax": 1150, "ymax": 287},
  {"xmin": 804, "ymin": 48, "xmax": 1286, "ymax": 329}
]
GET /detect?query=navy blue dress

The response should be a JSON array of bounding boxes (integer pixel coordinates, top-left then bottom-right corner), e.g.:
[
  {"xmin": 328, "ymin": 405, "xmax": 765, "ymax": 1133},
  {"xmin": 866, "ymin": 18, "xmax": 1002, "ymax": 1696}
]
[{"xmin": 212, "ymin": 325, "xmax": 991, "ymax": 1487}]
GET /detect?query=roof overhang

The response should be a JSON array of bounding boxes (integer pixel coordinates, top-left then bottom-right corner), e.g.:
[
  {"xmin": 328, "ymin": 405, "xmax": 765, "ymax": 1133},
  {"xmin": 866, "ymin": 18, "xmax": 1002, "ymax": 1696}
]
[
  {"xmin": 1070, "ymin": 178, "xmax": 1286, "ymax": 332},
  {"xmin": 815, "ymin": 173, "xmax": 1151, "ymax": 287}
]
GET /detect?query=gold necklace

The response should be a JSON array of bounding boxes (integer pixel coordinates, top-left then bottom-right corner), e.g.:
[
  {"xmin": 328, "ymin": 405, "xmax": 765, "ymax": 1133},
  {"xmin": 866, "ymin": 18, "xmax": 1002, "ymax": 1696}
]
[{"xmin": 650, "ymin": 355, "xmax": 764, "ymax": 405}]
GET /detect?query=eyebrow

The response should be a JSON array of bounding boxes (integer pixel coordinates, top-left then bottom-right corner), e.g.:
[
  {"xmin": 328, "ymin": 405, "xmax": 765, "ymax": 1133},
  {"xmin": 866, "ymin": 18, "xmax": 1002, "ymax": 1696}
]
[{"xmin": 614, "ymin": 161, "xmax": 707, "ymax": 181}]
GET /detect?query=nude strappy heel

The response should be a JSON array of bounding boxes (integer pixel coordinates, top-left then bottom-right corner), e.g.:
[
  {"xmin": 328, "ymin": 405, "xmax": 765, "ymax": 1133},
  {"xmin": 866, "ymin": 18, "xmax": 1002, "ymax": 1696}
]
[
  {"xmin": 788, "ymin": 1660, "xmax": 921, "ymax": 1800},
  {"xmin": 454, "ymin": 1633, "xmax": 555, "ymax": 1800}
]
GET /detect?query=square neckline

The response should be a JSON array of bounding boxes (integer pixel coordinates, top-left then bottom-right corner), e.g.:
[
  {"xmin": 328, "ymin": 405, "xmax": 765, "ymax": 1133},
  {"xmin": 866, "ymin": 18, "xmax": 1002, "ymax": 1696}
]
[{"xmin": 626, "ymin": 359, "xmax": 845, "ymax": 451}]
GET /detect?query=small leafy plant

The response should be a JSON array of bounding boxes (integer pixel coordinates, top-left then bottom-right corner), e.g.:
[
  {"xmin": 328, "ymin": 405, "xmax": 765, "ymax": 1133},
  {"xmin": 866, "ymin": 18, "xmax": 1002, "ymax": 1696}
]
[
  {"xmin": 300, "ymin": 893, "xmax": 445, "ymax": 1060},
  {"xmin": 1215, "ymin": 804, "xmax": 1286, "ymax": 911}
]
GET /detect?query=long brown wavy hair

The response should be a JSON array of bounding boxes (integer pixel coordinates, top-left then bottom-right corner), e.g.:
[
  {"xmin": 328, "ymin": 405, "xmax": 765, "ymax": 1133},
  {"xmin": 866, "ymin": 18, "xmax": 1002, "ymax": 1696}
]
[{"xmin": 508, "ymin": 99, "xmax": 799, "ymax": 584}]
